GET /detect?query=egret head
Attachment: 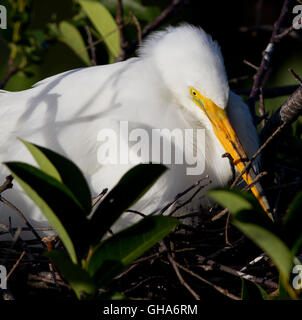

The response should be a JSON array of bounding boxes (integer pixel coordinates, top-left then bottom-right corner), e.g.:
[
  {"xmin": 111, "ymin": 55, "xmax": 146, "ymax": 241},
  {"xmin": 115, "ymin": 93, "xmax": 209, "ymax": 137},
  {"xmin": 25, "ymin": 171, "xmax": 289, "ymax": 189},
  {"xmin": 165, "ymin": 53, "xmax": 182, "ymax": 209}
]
[
  {"xmin": 138, "ymin": 24, "xmax": 229, "ymax": 111},
  {"xmin": 139, "ymin": 25, "xmax": 272, "ymax": 218}
]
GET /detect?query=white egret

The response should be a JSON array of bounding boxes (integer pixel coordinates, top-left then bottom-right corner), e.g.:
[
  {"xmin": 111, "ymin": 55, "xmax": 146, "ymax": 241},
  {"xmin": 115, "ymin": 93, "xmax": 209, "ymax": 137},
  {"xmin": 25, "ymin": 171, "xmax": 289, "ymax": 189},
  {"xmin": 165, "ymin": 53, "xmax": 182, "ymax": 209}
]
[{"xmin": 0, "ymin": 24, "xmax": 271, "ymax": 236}]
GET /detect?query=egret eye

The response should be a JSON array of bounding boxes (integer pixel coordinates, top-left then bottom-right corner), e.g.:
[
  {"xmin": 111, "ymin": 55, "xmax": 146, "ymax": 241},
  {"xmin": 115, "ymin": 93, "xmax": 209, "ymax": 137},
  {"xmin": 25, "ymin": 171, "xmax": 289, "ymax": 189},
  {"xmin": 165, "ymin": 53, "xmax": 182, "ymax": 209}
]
[{"xmin": 191, "ymin": 88, "xmax": 198, "ymax": 97}]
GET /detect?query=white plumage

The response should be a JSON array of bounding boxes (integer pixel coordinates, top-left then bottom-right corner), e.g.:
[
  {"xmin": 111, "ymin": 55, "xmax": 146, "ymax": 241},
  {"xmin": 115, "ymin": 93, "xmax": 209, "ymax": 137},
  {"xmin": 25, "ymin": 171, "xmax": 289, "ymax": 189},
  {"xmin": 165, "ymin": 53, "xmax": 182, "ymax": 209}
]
[{"xmin": 0, "ymin": 25, "xmax": 262, "ymax": 235}]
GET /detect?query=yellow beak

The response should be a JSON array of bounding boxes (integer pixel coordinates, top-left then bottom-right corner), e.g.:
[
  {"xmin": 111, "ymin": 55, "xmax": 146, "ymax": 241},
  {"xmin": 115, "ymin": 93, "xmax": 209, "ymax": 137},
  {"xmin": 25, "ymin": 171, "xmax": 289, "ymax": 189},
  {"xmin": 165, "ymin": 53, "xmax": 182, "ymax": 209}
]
[{"xmin": 193, "ymin": 93, "xmax": 272, "ymax": 219}]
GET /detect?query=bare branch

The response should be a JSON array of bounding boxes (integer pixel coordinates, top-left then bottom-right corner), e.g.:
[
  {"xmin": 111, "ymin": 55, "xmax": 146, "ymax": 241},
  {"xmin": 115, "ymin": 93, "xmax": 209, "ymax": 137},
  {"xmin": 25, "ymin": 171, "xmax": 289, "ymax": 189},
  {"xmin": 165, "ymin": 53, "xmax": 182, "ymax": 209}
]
[
  {"xmin": 261, "ymin": 85, "xmax": 302, "ymax": 141},
  {"xmin": 247, "ymin": 0, "xmax": 292, "ymax": 115},
  {"xmin": 85, "ymin": 25, "xmax": 97, "ymax": 66},
  {"xmin": 0, "ymin": 175, "xmax": 13, "ymax": 194},
  {"xmin": 125, "ymin": 0, "xmax": 191, "ymax": 58}
]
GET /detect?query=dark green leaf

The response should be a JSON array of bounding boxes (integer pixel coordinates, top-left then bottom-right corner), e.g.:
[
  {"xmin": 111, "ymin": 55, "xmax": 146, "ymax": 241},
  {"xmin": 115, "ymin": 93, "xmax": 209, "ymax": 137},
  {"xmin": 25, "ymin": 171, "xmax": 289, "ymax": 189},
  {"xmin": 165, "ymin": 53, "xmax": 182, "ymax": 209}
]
[
  {"xmin": 87, "ymin": 216, "xmax": 178, "ymax": 285},
  {"xmin": 208, "ymin": 188, "xmax": 273, "ymax": 229},
  {"xmin": 89, "ymin": 164, "xmax": 167, "ymax": 242},
  {"xmin": 5, "ymin": 162, "xmax": 90, "ymax": 262},
  {"xmin": 234, "ymin": 221, "xmax": 294, "ymax": 282},
  {"xmin": 59, "ymin": 21, "xmax": 91, "ymax": 66},
  {"xmin": 45, "ymin": 250, "xmax": 96, "ymax": 299},
  {"xmin": 101, "ymin": 0, "xmax": 160, "ymax": 23},
  {"xmin": 78, "ymin": 0, "xmax": 121, "ymax": 62},
  {"xmin": 241, "ymin": 279, "xmax": 269, "ymax": 300},
  {"xmin": 20, "ymin": 139, "xmax": 92, "ymax": 214}
]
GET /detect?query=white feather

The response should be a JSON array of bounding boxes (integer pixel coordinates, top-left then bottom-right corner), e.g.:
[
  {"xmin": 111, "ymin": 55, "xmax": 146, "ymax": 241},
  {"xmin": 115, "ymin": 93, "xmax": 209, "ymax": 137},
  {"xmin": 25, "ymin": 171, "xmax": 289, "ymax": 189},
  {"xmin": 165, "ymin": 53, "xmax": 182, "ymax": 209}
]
[{"xmin": 0, "ymin": 25, "xmax": 259, "ymax": 236}]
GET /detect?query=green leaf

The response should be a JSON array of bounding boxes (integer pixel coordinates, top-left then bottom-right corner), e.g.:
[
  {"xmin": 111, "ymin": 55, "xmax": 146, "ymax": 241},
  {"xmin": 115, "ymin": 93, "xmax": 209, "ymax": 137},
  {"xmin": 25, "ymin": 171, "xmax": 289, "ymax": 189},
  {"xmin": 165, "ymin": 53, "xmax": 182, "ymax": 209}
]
[
  {"xmin": 209, "ymin": 189, "xmax": 296, "ymax": 296},
  {"xmin": 20, "ymin": 139, "xmax": 61, "ymax": 181},
  {"xmin": 87, "ymin": 216, "xmax": 178, "ymax": 285},
  {"xmin": 101, "ymin": 0, "xmax": 160, "ymax": 23},
  {"xmin": 45, "ymin": 250, "xmax": 96, "ymax": 299},
  {"xmin": 208, "ymin": 189, "xmax": 253, "ymax": 214},
  {"xmin": 208, "ymin": 188, "xmax": 273, "ymax": 229},
  {"xmin": 234, "ymin": 221, "xmax": 294, "ymax": 282},
  {"xmin": 282, "ymin": 191, "xmax": 302, "ymax": 253},
  {"xmin": 89, "ymin": 164, "xmax": 167, "ymax": 242},
  {"xmin": 59, "ymin": 21, "xmax": 91, "ymax": 66},
  {"xmin": 5, "ymin": 162, "xmax": 90, "ymax": 263},
  {"xmin": 20, "ymin": 140, "xmax": 92, "ymax": 214},
  {"xmin": 241, "ymin": 279, "xmax": 269, "ymax": 300},
  {"xmin": 78, "ymin": 0, "xmax": 121, "ymax": 62}
]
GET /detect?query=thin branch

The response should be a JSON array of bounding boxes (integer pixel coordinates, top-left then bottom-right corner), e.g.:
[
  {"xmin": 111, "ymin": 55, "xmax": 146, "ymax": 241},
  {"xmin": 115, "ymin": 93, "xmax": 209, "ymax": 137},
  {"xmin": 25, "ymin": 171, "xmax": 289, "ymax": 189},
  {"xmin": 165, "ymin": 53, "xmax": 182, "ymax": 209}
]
[
  {"xmin": 235, "ymin": 84, "xmax": 299, "ymax": 99},
  {"xmin": 85, "ymin": 25, "xmax": 97, "ymax": 66},
  {"xmin": 0, "ymin": 175, "xmax": 13, "ymax": 194},
  {"xmin": 261, "ymin": 85, "xmax": 302, "ymax": 142},
  {"xmin": 125, "ymin": 0, "xmax": 191, "ymax": 58},
  {"xmin": 159, "ymin": 176, "xmax": 210, "ymax": 215},
  {"xmin": 243, "ymin": 59, "xmax": 259, "ymax": 71},
  {"xmin": 116, "ymin": 0, "xmax": 128, "ymax": 61},
  {"xmin": 130, "ymin": 12, "xmax": 142, "ymax": 45},
  {"xmin": 247, "ymin": 0, "xmax": 292, "ymax": 115},
  {"xmin": 160, "ymin": 241, "xmax": 200, "ymax": 300},
  {"xmin": 239, "ymin": 25, "xmax": 302, "ymax": 42},
  {"xmin": 274, "ymin": 17, "xmax": 302, "ymax": 41},
  {"xmin": 6, "ymin": 250, "xmax": 26, "ymax": 281},
  {"xmin": 0, "ymin": 195, "xmax": 43, "ymax": 244},
  {"xmin": 0, "ymin": 59, "xmax": 22, "ymax": 90},
  {"xmin": 197, "ymin": 255, "xmax": 278, "ymax": 289},
  {"xmin": 92, "ymin": 188, "xmax": 108, "ymax": 207},
  {"xmin": 174, "ymin": 261, "xmax": 240, "ymax": 300},
  {"xmin": 288, "ymin": 68, "xmax": 302, "ymax": 84},
  {"xmin": 168, "ymin": 179, "xmax": 212, "ymax": 217}
]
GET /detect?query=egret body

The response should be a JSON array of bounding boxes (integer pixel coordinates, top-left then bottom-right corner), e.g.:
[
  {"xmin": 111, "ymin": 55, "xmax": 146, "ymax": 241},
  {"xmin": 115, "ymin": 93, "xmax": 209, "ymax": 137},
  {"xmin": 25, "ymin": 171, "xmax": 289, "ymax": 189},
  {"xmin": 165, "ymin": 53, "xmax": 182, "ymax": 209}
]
[{"xmin": 0, "ymin": 25, "xmax": 270, "ymax": 234}]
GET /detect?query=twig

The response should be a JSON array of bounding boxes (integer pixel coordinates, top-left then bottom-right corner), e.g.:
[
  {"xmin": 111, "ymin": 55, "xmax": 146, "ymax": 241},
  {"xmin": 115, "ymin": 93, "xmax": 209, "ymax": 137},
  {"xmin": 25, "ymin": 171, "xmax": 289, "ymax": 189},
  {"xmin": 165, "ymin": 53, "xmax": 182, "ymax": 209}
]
[
  {"xmin": 240, "ymin": 253, "xmax": 267, "ymax": 272},
  {"xmin": 261, "ymin": 85, "xmax": 302, "ymax": 142},
  {"xmin": 0, "ymin": 195, "xmax": 43, "ymax": 244},
  {"xmin": 130, "ymin": 12, "xmax": 142, "ymax": 45},
  {"xmin": 159, "ymin": 176, "xmax": 210, "ymax": 215},
  {"xmin": 239, "ymin": 24, "xmax": 302, "ymax": 42},
  {"xmin": 274, "ymin": 17, "xmax": 302, "ymax": 41},
  {"xmin": 222, "ymin": 153, "xmax": 236, "ymax": 184},
  {"xmin": 288, "ymin": 68, "xmax": 302, "ymax": 84},
  {"xmin": 197, "ymin": 255, "xmax": 278, "ymax": 289},
  {"xmin": 235, "ymin": 84, "xmax": 299, "ymax": 99},
  {"xmin": 92, "ymin": 188, "xmax": 108, "ymax": 207},
  {"xmin": 259, "ymin": 87, "xmax": 266, "ymax": 127},
  {"xmin": 243, "ymin": 59, "xmax": 259, "ymax": 71},
  {"xmin": 224, "ymin": 212, "xmax": 232, "ymax": 246},
  {"xmin": 0, "ymin": 59, "xmax": 22, "ymax": 90},
  {"xmin": 122, "ymin": 276, "xmax": 165, "ymax": 294},
  {"xmin": 243, "ymin": 171, "xmax": 268, "ymax": 191},
  {"xmin": 231, "ymin": 122, "xmax": 287, "ymax": 191},
  {"xmin": 6, "ymin": 250, "xmax": 26, "ymax": 281},
  {"xmin": 160, "ymin": 241, "xmax": 200, "ymax": 300},
  {"xmin": 174, "ymin": 261, "xmax": 240, "ymax": 300},
  {"xmin": 211, "ymin": 208, "xmax": 228, "ymax": 222},
  {"xmin": 125, "ymin": 209, "xmax": 146, "ymax": 218},
  {"xmin": 168, "ymin": 179, "xmax": 212, "ymax": 217},
  {"xmin": 116, "ymin": 0, "xmax": 128, "ymax": 61},
  {"xmin": 85, "ymin": 25, "xmax": 97, "ymax": 66},
  {"xmin": 125, "ymin": 0, "xmax": 191, "ymax": 57},
  {"xmin": 247, "ymin": 0, "xmax": 292, "ymax": 115},
  {"xmin": 0, "ymin": 175, "xmax": 13, "ymax": 194}
]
